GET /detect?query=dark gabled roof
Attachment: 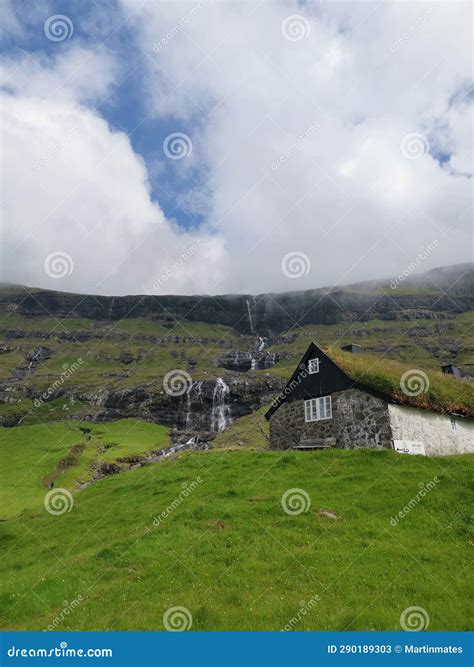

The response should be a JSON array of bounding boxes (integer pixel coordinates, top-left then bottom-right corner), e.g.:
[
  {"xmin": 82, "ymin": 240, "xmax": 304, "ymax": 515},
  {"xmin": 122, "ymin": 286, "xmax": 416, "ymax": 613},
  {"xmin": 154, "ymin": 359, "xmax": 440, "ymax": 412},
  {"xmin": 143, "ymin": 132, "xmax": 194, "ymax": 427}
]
[
  {"xmin": 265, "ymin": 342, "xmax": 474, "ymax": 420},
  {"xmin": 265, "ymin": 342, "xmax": 354, "ymax": 420}
]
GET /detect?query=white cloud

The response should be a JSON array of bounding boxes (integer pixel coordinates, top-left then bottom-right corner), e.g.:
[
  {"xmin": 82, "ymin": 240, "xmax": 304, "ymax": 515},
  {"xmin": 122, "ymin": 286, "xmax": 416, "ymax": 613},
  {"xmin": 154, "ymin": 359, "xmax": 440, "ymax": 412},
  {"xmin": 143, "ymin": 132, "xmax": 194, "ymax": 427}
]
[
  {"xmin": 119, "ymin": 0, "xmax": 473, "ymax": 293},
  {"xmin": 1, "ymin": 1, "xmax": 472, "ymax": 296},
  {"xmin": 1, "ymin": 46, "xmax": 226, "ymax": 295}
]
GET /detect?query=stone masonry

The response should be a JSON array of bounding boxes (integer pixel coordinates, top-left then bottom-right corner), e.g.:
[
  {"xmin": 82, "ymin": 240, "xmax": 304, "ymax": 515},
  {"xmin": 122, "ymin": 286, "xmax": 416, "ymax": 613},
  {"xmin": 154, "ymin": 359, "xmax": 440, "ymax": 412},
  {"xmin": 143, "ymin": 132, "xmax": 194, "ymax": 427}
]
[{"xmin": 269, "ymin": 388, "xmax": 393, "ymax": 450}]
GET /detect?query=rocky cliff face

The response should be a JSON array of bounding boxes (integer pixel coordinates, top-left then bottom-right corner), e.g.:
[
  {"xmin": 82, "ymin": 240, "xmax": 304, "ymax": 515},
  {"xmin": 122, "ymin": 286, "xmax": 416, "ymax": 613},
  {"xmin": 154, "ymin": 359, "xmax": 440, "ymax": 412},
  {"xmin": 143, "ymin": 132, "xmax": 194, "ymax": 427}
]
[
  {"xmin": 0, "ymin": 263, "xmax": 471, "ymax": 432},
  {"xmin": 75, "ymin": 375, "xmax": 284, "ymax": 439},
  {"xmin": 1, "ymin": 264, "xmax": 472, "ymax": 336}
]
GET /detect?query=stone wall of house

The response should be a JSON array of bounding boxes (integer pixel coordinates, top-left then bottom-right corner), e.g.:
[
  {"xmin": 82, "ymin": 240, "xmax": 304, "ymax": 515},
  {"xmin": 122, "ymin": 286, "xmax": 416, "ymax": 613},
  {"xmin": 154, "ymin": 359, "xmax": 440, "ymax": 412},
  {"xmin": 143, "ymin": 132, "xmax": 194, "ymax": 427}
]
[
  {"xmin": 388, "ymin": 404, "xmax": 474, "ymax": 456},
  {"xmin": 269, "ymin": 388, "xmax": 393, "ymax": 450}
]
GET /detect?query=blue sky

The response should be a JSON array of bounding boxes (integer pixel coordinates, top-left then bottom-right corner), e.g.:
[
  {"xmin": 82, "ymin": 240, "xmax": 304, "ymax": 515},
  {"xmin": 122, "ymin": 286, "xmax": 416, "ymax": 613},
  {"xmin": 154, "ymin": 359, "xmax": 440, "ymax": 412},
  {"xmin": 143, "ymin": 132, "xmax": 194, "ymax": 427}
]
[
  {"xmin": 2, "ymin": 0, "xmax": 206, "ymax": 230},
  {"xmin": 1, "ymin": 0, "xmax": 472, "ymax": 295}
]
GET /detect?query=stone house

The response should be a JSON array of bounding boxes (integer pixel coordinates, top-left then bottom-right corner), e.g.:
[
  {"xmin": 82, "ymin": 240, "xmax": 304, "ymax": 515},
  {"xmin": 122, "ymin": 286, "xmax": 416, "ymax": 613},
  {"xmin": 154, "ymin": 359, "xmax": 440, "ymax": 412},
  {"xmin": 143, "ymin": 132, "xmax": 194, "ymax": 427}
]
[{"xmin": 265, "ymin": 342, "xmax": 473, "ymax": 456}]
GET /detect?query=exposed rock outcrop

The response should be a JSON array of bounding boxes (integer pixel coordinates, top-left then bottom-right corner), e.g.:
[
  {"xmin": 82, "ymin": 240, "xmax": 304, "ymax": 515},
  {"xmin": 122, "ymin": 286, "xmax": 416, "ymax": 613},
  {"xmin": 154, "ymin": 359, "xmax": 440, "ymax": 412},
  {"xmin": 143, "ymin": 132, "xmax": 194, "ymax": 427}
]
[{"xmin": 2, "ymin": 264, "xmax": 471, "ymax": 336}]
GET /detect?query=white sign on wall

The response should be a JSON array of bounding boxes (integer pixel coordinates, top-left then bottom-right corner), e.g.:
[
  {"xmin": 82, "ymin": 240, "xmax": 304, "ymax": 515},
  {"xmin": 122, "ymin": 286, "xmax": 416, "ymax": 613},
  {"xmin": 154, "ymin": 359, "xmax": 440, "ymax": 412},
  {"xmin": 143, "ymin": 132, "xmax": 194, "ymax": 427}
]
[{"xmin": 393, "ymin": 440, "xmax": 426, "ymax": 456}]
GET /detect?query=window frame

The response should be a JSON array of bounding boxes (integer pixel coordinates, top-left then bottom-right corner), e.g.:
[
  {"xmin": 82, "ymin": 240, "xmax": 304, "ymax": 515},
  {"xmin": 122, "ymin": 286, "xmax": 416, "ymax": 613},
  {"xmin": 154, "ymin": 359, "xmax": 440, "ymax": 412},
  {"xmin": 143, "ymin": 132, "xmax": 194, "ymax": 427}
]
[
  {"xmin": 304, "ymin": 395, "xmax": 332, "ymax": 422},
  {"xmin": 307, "ymin": 357, "xmax": 320, "ymax": 374}
]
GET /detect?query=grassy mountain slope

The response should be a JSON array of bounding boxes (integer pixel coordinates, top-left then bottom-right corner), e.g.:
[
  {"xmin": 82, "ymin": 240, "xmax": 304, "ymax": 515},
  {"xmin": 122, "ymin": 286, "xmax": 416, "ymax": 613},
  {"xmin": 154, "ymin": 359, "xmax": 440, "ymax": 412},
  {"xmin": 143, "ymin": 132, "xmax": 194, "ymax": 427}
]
[
  {"xmin": 0, "ymin": 310, "xmax": 472, "ymax": 425},
  {"xmin": 0, "ymin": 419, "xmax": 169, "ymax": 518}
]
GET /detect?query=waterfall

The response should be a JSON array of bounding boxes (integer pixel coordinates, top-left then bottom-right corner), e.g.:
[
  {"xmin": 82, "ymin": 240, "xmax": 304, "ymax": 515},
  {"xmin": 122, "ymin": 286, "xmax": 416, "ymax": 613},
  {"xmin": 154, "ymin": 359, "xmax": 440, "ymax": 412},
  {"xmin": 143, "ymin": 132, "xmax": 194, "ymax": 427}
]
[
  {"xmin": 185, "ymin": 381, "xmax": 202, "ymax": 428},
  {"xmin": 210, "ymin": 378, "xmax": 232, "ymax": 432},
  {"xmin": 26, "ymin": 349, "xmax": 40, "ymax": 373},
  {"xmin": 249, "ymin": 336, "xmax": 265, "ymax": 371},
  {"xmin": 264, "ymin": 352, "xmax": 276, "ymax": 368},
  {"xmin": 246, "ymin": 299, "xmax": 254, "ymax": 333}
]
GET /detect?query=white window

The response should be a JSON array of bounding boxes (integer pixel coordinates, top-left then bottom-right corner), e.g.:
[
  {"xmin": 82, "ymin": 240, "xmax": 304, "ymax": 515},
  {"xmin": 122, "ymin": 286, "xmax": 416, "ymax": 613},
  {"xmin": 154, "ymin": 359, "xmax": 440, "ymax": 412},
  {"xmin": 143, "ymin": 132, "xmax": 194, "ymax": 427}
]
[
  {"xmin": 308, "ymin": 358, "xmax": 320, "ymax": 374},
  {"xmin": 304, "ymin": 396, "xmax": 332, "ymax": 422},
  {"xmin": 450, "ymin": 417, "xmax": 457, "ymax": 432}
]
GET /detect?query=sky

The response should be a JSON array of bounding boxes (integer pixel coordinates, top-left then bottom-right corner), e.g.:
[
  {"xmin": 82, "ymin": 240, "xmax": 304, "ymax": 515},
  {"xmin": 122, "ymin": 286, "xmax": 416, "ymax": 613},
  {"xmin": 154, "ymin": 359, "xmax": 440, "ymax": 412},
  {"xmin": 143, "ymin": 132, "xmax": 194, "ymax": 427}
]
[{"xmin": 0, "ymin": 0, "xmax": 472, "ymax": 296}]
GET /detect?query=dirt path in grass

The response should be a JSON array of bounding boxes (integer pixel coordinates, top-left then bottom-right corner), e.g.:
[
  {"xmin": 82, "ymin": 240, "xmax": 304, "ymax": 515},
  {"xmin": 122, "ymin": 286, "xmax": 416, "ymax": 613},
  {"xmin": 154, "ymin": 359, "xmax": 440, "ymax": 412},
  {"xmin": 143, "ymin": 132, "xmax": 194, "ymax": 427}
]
[{"xmin": 42, "ymin": 441, "xmax": 86, "ymax": 489}]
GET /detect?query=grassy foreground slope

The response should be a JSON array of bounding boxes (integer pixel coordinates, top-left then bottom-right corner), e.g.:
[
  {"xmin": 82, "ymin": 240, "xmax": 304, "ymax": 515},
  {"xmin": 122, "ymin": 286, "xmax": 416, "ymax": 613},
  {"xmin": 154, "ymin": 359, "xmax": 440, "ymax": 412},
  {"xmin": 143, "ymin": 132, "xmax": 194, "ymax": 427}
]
[
  {"xmin": 0, "ymin": 419, "xmax": 170, "ymax": 518},
  {"xmin": 1, "ymin": 446, "xmax": 472, "ymax": 631}
]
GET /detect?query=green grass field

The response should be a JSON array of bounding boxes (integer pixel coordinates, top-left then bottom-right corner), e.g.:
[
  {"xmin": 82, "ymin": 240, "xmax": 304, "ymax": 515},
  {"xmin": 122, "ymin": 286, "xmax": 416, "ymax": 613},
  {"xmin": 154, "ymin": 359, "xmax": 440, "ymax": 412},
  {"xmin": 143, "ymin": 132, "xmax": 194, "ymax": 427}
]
[
  {"xmin": 0, "ymin": 422, "xmax": 472, "ymax": 631},
  {"xmin": 0, "ymin": 419, "xmax": 170, "ymax": 519}
]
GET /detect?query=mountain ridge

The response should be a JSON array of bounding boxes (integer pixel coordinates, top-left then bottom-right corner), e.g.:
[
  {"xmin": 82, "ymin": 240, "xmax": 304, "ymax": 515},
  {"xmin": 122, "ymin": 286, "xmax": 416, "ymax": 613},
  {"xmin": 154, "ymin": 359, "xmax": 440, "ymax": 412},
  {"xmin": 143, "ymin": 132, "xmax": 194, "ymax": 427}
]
[{"xmin": 1, "ymin": 263, "xmax": 472, "ymax": 337}]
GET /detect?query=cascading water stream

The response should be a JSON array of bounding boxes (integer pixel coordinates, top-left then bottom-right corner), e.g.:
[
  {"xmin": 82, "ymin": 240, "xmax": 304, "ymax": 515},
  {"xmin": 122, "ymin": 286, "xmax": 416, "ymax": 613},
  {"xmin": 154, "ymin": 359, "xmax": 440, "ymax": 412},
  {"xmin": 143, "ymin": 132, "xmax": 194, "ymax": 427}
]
[
  {"xmin": 210, "ymin": 378, "xmax": 232, "ymax": 432},
  {"xmin": 185, "ymin": 380, "xmax": 202, "ymax": 428},
  {"xmin": 246, "ymin": 299, "xmax": 254, "ymax": 333}
]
